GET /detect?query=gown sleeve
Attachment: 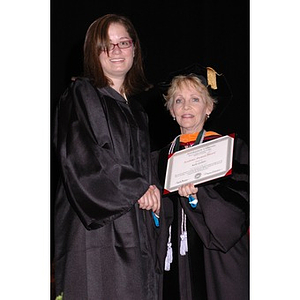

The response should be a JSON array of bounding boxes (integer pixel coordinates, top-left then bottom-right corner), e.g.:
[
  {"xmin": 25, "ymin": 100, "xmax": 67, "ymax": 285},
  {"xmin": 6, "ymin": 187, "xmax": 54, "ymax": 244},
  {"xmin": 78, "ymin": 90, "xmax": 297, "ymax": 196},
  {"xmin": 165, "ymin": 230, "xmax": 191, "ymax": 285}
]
[
  {"xmin": 181, "ymin": 137, "xmax": 249, "ymax": 252},
  {"xmin": 53, "ymin": 78, "xmax": 150, "ymax": 230}
]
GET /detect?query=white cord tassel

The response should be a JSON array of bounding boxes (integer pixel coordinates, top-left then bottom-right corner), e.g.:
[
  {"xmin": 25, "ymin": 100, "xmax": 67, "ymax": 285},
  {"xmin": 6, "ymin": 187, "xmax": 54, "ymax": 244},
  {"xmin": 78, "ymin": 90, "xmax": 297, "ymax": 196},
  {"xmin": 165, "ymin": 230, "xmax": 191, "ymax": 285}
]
[
  {"xmin": 180, "ymin": 209, "xmax": 188, "ymax": 256},
  {"xmin": 164, "ymin": 225, "xmax": 173, "ymax": 271},
  {"xmin": 180, "ymin": 231, "xmax": 188, "ymax": 255}
]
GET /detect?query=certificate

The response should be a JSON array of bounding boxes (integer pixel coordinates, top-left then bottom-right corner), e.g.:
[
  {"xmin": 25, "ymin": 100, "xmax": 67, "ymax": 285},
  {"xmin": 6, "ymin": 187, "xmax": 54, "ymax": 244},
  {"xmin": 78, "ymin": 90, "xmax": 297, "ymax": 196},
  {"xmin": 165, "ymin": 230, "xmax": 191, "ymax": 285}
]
[{"xmin": 164, "ymin": 134, "xmax": 235, "ymax": 194}]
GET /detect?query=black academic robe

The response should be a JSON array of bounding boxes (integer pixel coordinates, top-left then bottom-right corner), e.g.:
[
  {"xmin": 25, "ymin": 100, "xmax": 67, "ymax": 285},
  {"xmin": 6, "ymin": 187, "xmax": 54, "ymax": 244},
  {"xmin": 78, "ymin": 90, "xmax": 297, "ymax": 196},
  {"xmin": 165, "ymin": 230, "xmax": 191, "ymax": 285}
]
[
  {"xmin": 152, "ymin": 133, "xmax": 249, "ymax": 300},
  {"xmin": 53, "ymin": 78, "xmax": 161, "ymax": 300}
]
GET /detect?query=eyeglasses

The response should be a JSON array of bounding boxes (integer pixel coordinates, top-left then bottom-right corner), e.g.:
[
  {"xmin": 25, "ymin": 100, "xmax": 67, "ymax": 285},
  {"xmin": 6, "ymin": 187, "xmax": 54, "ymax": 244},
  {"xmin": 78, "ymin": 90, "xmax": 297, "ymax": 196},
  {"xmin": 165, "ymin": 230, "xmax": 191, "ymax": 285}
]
[{"xmin": 101, "ymin": 40, "xmax": 133, "ymax": 51}]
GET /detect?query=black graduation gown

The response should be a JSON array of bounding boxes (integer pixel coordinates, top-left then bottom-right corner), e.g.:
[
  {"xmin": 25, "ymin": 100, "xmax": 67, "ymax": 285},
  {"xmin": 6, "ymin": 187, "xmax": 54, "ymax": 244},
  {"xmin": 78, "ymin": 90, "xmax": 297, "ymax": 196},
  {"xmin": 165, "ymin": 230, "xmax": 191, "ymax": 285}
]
[
  {"xmin": 152, "ymin": 134, "xmax": 249, "ymax": 300},
  {"xmin": 53, "ymin": 78, "xmax": 161, "ymax": 300}
]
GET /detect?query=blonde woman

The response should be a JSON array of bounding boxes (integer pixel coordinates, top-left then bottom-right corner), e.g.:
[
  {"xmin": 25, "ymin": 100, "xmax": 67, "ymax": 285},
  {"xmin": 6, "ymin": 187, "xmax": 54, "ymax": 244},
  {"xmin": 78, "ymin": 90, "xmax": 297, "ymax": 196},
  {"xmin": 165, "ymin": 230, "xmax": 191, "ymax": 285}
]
[{"xmin": 153, "ymin": 73, "xmax": 249, "ymax": 300}]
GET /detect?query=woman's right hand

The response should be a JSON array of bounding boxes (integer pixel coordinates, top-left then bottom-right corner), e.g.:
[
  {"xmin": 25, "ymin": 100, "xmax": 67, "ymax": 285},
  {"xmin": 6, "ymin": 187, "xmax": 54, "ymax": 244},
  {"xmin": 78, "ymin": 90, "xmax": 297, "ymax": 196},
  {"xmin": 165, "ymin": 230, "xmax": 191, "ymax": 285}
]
[
  {"xmin": 178, "ymin": 183, "xmax": 198, "ymax": 198},
  {"xmin": 137, "ymin": 185, "xmax": 161, "ymax": 215}
]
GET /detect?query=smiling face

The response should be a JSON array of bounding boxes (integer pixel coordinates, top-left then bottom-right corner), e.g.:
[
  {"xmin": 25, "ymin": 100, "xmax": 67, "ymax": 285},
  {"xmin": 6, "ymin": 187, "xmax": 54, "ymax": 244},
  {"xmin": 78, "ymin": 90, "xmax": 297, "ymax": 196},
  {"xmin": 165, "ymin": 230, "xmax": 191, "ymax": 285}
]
[
  {"xmin": 99, "ymin": 22, "xmax": 134, "ymax": 85},
  {"xmin": 170, "ymin": 82, "xmax": 213, "ymax": 134}
]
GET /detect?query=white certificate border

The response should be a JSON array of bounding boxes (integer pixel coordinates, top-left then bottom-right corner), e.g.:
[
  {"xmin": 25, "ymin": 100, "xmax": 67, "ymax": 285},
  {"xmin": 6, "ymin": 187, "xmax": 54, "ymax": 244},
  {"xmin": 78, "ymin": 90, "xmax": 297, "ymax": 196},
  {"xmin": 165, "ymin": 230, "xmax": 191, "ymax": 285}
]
[{"xmin": 164, "ymin": 135, "xmax": 234, "ymax": 193}]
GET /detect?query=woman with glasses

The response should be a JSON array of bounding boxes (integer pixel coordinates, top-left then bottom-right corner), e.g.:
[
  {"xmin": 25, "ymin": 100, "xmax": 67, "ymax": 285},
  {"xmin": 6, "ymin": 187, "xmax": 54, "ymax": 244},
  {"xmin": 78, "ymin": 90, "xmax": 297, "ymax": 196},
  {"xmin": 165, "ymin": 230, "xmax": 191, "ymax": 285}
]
[{"xmin": 53, "ymin": 14, "xmax": 161, "ymax": 300}]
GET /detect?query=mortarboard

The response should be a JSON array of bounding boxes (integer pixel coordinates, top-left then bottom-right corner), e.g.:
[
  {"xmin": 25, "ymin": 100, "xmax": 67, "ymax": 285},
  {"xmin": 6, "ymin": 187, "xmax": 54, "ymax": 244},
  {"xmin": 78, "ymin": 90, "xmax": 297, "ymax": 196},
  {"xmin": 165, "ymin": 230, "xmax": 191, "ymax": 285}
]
[{"xmin": 157, "ymin": 63, "xmax": 233, "ymax": 125}]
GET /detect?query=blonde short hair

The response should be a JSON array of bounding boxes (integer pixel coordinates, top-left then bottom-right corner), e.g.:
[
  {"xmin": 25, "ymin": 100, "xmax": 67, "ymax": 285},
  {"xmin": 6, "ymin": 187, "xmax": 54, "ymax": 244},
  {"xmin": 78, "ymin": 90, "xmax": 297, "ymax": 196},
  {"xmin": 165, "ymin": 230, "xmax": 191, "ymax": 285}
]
[{"xmin": 164, "ymin": 74, "xmax": 217, "ymax": 112}]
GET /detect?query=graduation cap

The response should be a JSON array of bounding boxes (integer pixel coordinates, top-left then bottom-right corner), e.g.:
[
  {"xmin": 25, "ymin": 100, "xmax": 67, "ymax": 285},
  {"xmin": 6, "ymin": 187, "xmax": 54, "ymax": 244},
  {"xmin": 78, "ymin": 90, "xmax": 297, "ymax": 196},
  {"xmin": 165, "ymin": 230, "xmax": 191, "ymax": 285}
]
[{"xmin": 157, "ymin": 63, "xmax": 233, "ymax": 124}]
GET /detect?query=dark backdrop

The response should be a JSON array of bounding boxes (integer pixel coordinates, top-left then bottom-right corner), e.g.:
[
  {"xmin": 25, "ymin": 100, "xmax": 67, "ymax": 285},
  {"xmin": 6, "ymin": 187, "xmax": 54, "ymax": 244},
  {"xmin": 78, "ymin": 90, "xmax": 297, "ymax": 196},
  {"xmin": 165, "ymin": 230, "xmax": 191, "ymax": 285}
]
[{"xmin": 51, "ymin": 0, "xmax": 249, "ymax": 141}]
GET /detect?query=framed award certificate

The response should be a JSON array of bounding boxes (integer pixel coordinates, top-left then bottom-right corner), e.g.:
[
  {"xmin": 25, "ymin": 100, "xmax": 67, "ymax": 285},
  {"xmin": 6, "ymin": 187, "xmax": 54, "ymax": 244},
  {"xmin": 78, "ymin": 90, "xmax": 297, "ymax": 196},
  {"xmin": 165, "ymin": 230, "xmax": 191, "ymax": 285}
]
[{"xmin": 164, "ymin": 134, "xmax": 235, "ymax": 194}]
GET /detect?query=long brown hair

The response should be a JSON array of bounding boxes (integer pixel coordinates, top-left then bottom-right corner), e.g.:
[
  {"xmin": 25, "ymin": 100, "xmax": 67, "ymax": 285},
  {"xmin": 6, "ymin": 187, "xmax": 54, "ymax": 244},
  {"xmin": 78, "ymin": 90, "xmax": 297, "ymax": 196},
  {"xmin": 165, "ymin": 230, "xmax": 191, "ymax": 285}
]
[{"xmin": 83, "ymin": 14, "xmax": 150, "ymax": 96}]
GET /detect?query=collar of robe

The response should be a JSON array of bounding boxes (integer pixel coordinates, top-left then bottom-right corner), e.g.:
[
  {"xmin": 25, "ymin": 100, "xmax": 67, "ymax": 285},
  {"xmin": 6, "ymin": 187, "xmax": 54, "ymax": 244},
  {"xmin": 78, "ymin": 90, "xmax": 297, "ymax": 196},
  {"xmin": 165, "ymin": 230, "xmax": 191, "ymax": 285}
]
[{"xmin": 174, "ymin": 129, "xmax": 205, "ymax": 152}]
